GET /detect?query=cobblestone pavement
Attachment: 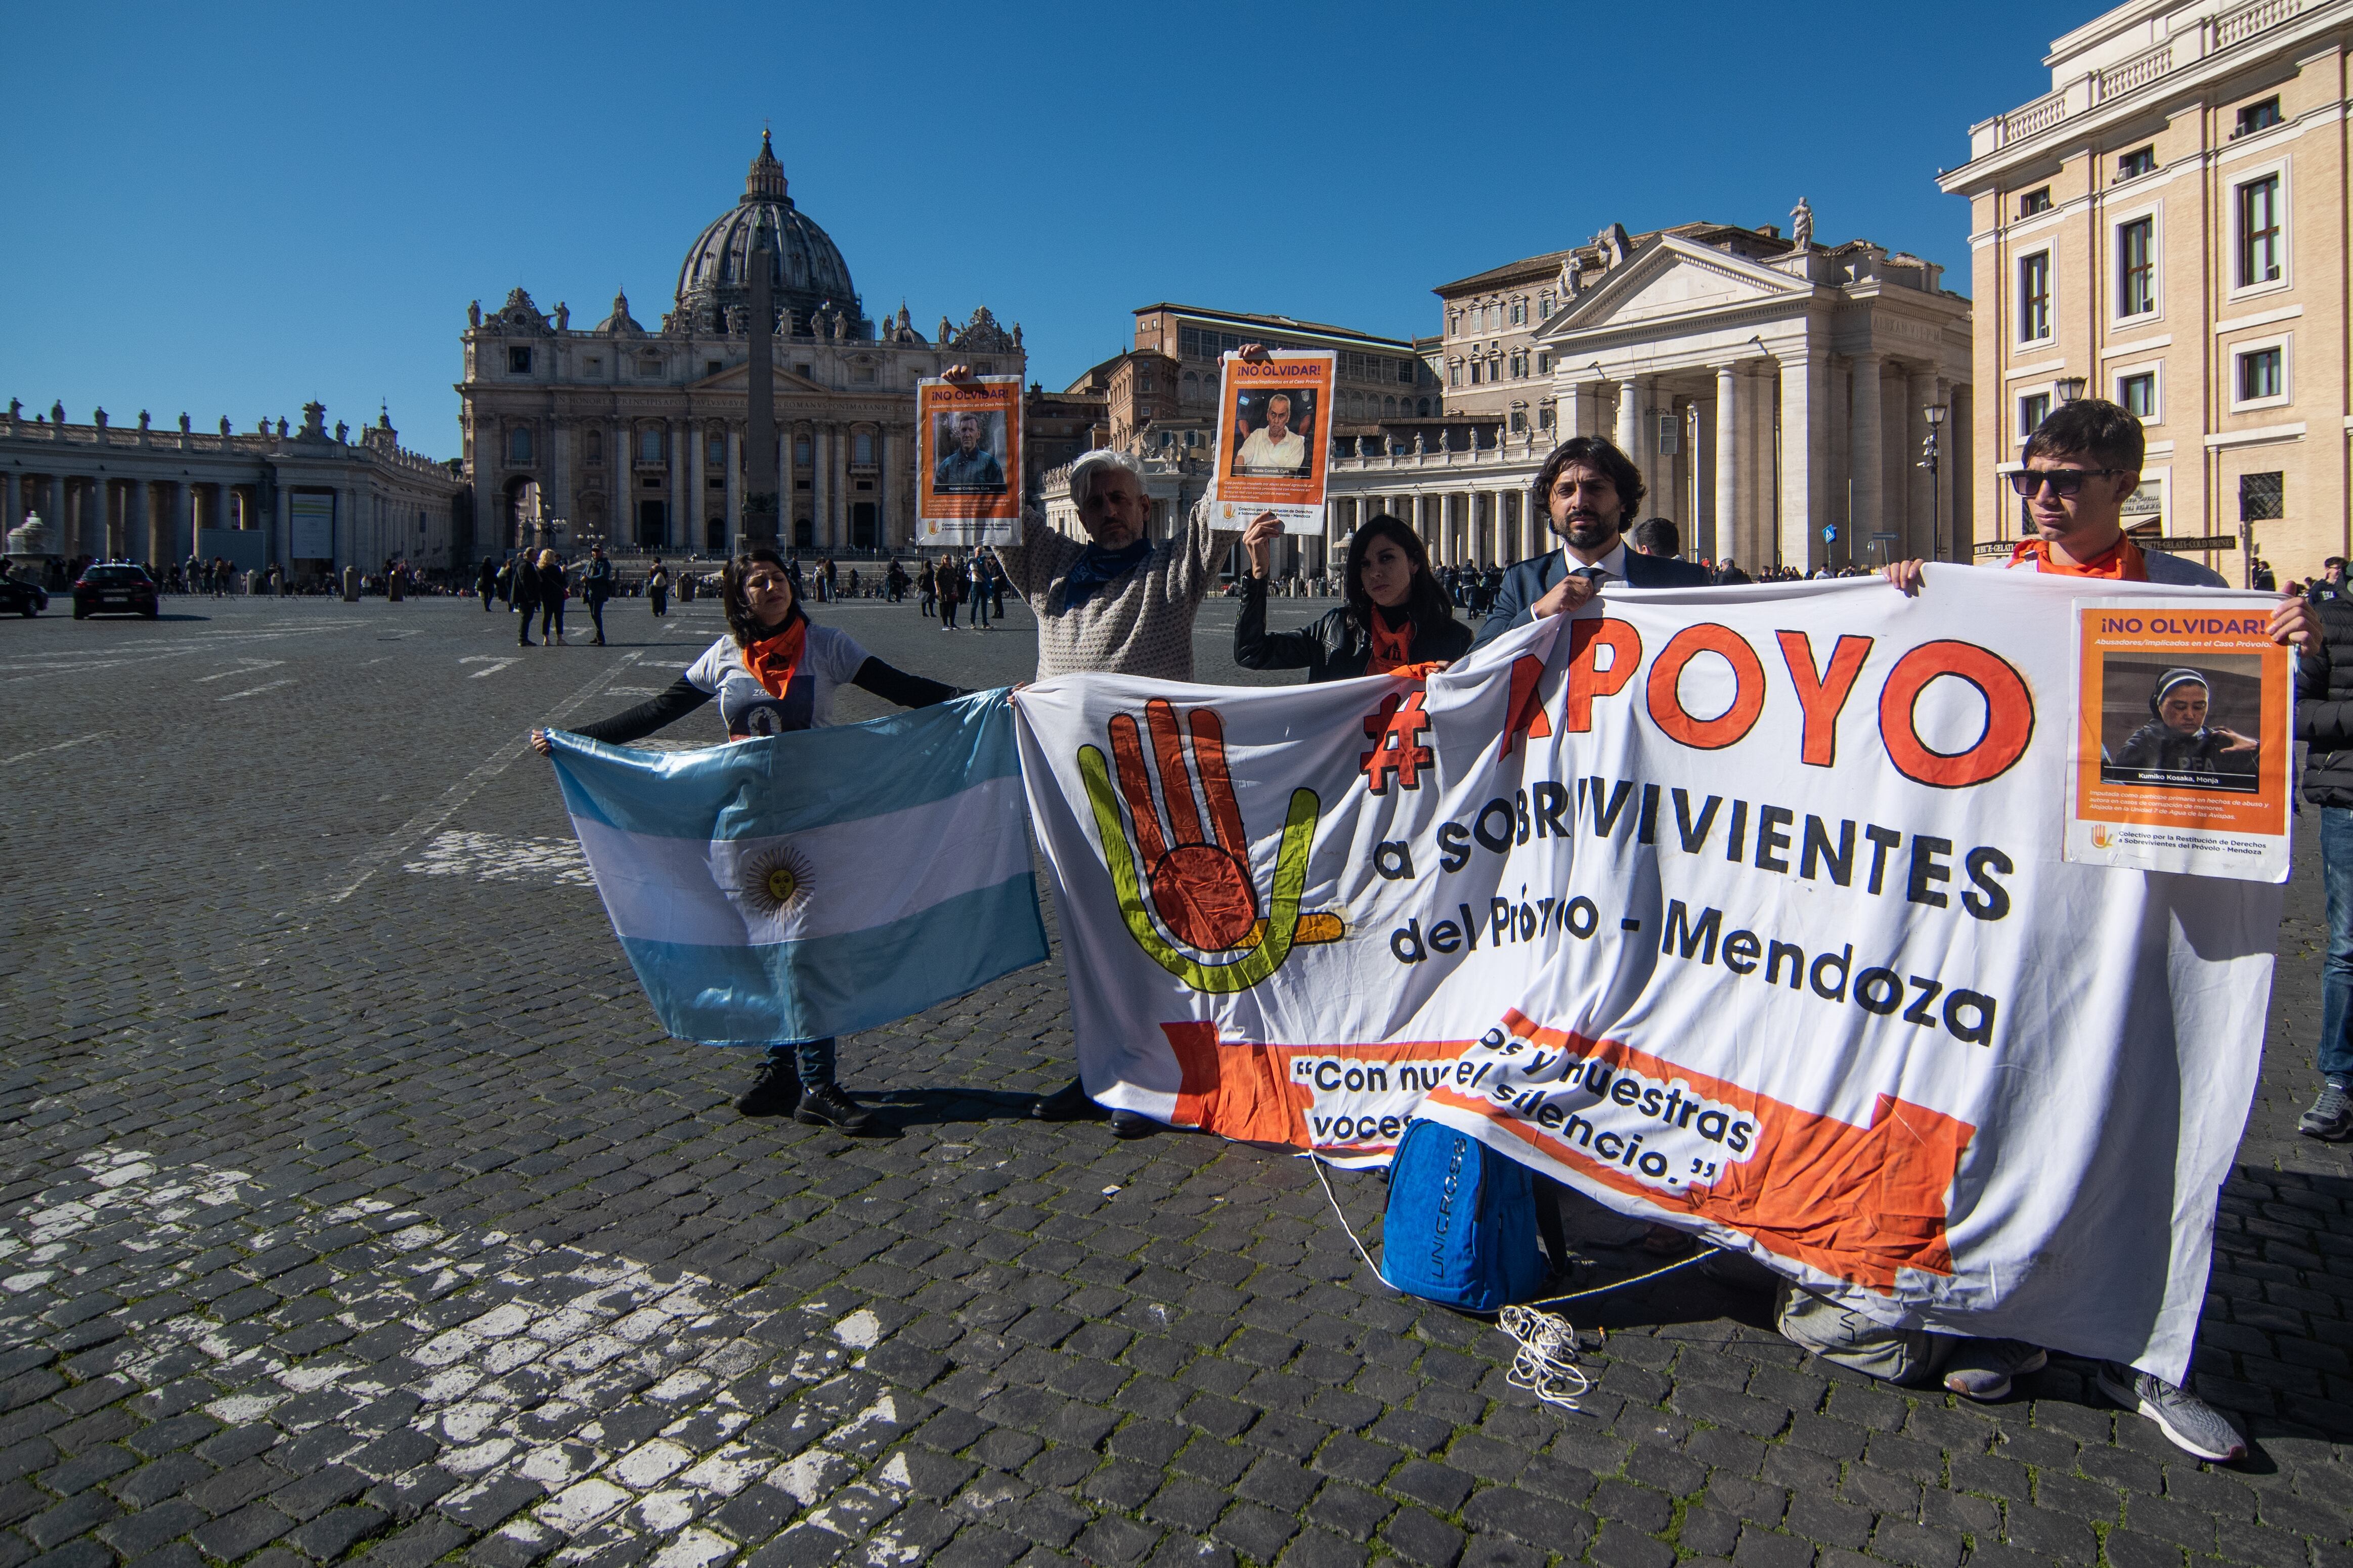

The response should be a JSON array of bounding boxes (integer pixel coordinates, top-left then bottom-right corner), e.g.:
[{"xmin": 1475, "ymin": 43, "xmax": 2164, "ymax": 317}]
[{"xmin": 1, "ymin": 592, "xmax": 2346, "ymax": 1568}]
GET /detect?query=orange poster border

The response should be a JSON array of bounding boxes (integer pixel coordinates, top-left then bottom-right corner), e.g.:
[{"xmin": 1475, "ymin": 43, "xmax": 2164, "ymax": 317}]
[
  {"xmin": 1209, "ymin": 351, "xmax": 1334, "ymax": 516},
  {"xmin": 917, "ymin": 376, "xmax": 1024, "ymax": 535},
  {"xmin": 2069, "ymin": 603, "xmax": 2289, "ymax": 838}
]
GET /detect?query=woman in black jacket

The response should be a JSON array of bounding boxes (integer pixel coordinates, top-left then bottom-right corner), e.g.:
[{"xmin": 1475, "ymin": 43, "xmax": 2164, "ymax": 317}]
[
  {"xmin": 530, "ymin": 547, "xmax": 966, "ymax": 1133},
  {"xmin": 512, "ymin": 554, "xmax": 540, "ymax": 647},
  {"xmin": 1234, "ymin": 512, "xmax": 1471, "ymax": 680}
]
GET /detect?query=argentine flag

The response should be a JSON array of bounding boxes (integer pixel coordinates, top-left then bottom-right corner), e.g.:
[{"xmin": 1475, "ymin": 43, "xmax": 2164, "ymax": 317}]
[{"xmin": 546, "ymin": 692, "xmax": 1047, "ymax": 1045}]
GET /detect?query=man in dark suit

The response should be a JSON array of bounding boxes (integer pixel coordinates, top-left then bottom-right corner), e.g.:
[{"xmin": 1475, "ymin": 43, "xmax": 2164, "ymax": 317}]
[{"xmin": 1471, "ymin": 435, "xmax": 1713, "ymax": 650}]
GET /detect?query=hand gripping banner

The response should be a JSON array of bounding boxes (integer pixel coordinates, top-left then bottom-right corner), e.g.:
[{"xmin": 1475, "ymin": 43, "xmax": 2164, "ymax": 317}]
[{"xmin": 1013, "ymin": 570, "xmax": 2286, "ymax": 1380}]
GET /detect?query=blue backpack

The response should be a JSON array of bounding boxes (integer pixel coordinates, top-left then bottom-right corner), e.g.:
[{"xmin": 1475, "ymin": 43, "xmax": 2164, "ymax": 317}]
[{"xmin": 1379, "ymin": 1119, "xmax": 1553, "ymax": 1311}]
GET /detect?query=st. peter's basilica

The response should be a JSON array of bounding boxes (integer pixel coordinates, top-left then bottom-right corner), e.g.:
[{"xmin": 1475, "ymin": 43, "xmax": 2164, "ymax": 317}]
[{"xmin": 460, "ymin": 132, "xmax": 1024, "ymax": 557}]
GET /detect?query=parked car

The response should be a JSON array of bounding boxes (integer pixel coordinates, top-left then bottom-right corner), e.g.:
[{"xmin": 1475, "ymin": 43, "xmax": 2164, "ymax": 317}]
[
  {"xmin": 0, "ymin": 574, "xmax": 47, "ymax": 617},
  {"xmin": 72, "ymin": 563, "xmax": 159, "ymax": 619}
]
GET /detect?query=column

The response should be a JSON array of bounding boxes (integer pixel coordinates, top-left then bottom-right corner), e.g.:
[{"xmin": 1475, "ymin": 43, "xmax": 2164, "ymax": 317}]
[
  {"xmin": 146, "ymin": 480, "xmax": 171, "ymax": 564},
  {"xmin": 1714, "ymin": 366, "xmax": 1739, "ymax": 567},
  {"xmin": 1779, "ymin": 353, "xmax": 1826, "ymax": 571},
  {"xmin": 1745, "ymin": 366, "xmax": 1770, "ymax": 569},
  {"xmin": 175, "ymin": 481, "xmax": 194, "ymax": 562},
  {"xmin": 1, "ymin": 472, "xmax": 17, "ymax": 539},
  {"xmin": 1615, "ymin": 379, "xmax": 1640, "ymax": 462},
  {"xmin": 1849, "ymin": 354, "xmax": 1884, "ymax": 565},
  {"xmin": 875, "ymin": 426, "xmax": 890, "ymax": 548},
  {"xmin": 274, "ymin": 480, "xmax": 292, "ymax": 568},
  {"xmin": 832, "ymin": 423, "xmax": 850, "ymax": 550},
  {"xmin": 550, "ymin": 423, "xmax": 573, "ymax": 527},
  {"xmin": 1903, "ymin": 369, "xmax": 1930, "ymax": 561},
  {"xmin": 687, "ymin": 420, "xmax": 705, "ymax": 552},
  {"xmin": 1559, "ymin": 380, "xmax": 1588, "ymax": 441},
  {"xmin": 810, "ymin": 426, "xmax": 830, "ymax": 549},
  {"xmin": 669, "ymin": 420, "xmax": 689, "ymax": 552}
]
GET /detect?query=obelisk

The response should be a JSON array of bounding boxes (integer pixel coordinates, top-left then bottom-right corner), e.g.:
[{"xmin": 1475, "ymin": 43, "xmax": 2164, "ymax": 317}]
[{"xmin": 744, "ymin": 221, "xmax": 780, "ymax": 548}]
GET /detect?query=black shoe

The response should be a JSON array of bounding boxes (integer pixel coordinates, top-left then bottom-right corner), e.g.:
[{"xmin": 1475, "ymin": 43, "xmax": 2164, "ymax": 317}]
[
  {"xmin": 733, "ymin": 1059, "xmax": 800, "ymax": 1117},
  {"xmin": 795, "ymin": 1083, "xmax": 878, "ymax": 1134},
  {"xmin": 1109, "ymin": 1109, "xmax": 1160, "ymax": 1140},
  {"xmin": 1031, "ymin": 1078, "xmax": 1104, "ymax": 1121}
]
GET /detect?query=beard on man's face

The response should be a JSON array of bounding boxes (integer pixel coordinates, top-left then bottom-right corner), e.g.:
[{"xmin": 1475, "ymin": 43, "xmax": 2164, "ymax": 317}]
[{"xmin": 1554, "ymin": 506, "xmax": 1620, "ymax": 551}]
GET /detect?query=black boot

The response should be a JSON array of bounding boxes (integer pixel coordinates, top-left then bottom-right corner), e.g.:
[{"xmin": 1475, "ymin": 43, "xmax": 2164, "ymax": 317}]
[
  {"xmin": 1031, "ymin": 1077, "xmax": 1103, "ymax": 1121},
  {"xmin": 795, "ymin": 1083, "xmax": 878, "ymax": 1134},
  {"xmin": 734, "ymin": 1058, "xmax": 800, "ymax": 1117}
]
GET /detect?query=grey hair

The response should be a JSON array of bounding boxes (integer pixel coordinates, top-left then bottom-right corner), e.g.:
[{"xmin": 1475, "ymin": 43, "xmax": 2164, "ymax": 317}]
[{"xmin": 1068, "ymin": 448, "xmax": 1144, "ymax": 510}]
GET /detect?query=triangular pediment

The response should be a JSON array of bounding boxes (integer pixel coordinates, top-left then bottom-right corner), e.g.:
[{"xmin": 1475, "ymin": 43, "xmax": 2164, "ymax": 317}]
[
  {"xmin": 693, "ymin": 363, "xmax": 835, "ymax": 394},
  {"xmin": 1540, "ymin": 235, "xmax": 1813, "ymax": 337}
]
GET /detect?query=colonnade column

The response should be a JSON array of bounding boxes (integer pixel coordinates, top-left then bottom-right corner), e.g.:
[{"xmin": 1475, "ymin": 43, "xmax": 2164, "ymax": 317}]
[
  {"xmin": 1779, "ymin": 353, "xmax": 1825, "ymax": 572},
  {"xmin": 810, "ymin": 427, "xmax": 830, "ymax": 549},
  {"xmin": 831, "ymin": 424, "xmax": 849, "ymax": 550},
  {"xmin": 1615, "ymin": 380, "xmax": 1640, "ymax": 472},
  {"xmin": 686, "ymin": 421, "xmax": 705, "ymax": 551},
  {"xmin": 1714, "ymin": 366, "xmax": 1739, "ymax": 567},
  {"xmin": 1850, "ymin": 353, "xmax": 1884, "ymax": 566},
  {"xmin": 669, "ymin": 420, "xmax": 689, "ymax": 552}
]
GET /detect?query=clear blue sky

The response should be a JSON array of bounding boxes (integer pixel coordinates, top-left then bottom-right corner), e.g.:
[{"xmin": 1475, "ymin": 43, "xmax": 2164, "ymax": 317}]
[{"xmin": 2, "ymin": 1, "xmax": 2095, "ymax": 462}]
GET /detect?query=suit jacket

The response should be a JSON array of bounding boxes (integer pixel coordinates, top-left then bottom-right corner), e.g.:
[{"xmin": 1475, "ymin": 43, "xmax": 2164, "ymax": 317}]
[{"xmin": 1471, "ymin": 546, "xmax": 1714, "ymax": 650}]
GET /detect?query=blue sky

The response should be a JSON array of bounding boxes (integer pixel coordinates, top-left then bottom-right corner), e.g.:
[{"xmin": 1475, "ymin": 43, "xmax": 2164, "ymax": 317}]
[{"xmin": 2, "ymin": 2, "xmax": 2095, "ymax": 461}]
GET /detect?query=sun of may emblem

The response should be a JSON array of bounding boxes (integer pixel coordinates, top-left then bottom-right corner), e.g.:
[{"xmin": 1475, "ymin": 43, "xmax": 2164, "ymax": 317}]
[{"xmin": 740, "ymin": 844, "xmax": 814, "ymax": 917}]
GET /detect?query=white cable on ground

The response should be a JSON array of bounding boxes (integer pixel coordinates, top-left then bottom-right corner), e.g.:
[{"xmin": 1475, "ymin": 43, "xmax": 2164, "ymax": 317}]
[{"xmin": 1497, "ymin": 1304, "xmax": 1593, "ymax": 1411}]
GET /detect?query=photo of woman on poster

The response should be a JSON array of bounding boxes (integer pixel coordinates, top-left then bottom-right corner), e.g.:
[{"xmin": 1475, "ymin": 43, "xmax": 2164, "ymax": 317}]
[{"xmin": 2101, "ymin": 662, "xmax": 2261, "ymax": 791}]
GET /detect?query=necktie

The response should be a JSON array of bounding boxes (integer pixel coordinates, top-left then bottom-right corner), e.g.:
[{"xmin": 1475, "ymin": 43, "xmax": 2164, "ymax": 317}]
[{"xmin": 1572, "ymin": 566, "xmax": 1606, "ymax": 584}]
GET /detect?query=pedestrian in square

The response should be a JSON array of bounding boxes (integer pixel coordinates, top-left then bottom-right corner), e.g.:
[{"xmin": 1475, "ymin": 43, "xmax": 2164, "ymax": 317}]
[
  {"xmin": 583, "ymin": 545, "xmax": 614, "ymax": 646},
  {"xmin": 531, "ymin": 547, "xmax": 966, "ymax": 1133},
  {"xmin": 535, "ymin": 548, "xmax": 567, "ymax": 645},
  {"xmin": 936, "ymin": 554, "xmax": 963, "ymax": 630}
]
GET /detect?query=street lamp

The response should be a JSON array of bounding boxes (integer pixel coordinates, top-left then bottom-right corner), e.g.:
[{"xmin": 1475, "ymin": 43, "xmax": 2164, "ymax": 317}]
[
  {"xmin": 2054, "ymin": 374, "xmax": 2087, "ymax": 405},
  {"xmin": 1920, "ymin": 403, "xmax": 1948, "ymax": 560}
]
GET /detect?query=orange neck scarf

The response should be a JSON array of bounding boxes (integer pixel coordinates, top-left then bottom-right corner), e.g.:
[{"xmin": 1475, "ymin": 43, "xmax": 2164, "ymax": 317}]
[
  {"xmin": 740, "ymin": 618, "xmax": 808, "ymax": 698},
  {"xmin": 2009, "ymin": 532, "xmax": 2148, "ymax": 581},
  {"xmin": 1367, "ymin": 609, "xmax": 1415, "ymax": 674}
]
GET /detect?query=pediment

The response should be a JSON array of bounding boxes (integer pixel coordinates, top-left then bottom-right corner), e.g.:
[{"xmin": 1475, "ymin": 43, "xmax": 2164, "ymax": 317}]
[
  {"xmin": 693, "ymin": 363, "xmax": 835, "ymax": 394},
  {"xmin": 1542, "ymin": 236, "xmax": 1811, "ymax": 337}
]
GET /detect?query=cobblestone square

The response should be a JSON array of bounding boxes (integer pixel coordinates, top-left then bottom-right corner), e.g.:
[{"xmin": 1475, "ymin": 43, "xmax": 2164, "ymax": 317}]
[{"xmin": 2, "ymin": 594, "xmax": 2346, "ymax": 1568}]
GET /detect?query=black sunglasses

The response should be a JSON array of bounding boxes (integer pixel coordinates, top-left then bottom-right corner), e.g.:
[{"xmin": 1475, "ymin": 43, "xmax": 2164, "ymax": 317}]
[{"xmin": 2008, "ymin": 467, "xmax": 2128, "ymax": 498}]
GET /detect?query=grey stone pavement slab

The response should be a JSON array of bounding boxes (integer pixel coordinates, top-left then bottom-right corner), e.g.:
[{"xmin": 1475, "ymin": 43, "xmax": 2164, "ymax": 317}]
[{"xmin": 0, "ymin": 590, "xmax": 2345, "ymax": 1568}]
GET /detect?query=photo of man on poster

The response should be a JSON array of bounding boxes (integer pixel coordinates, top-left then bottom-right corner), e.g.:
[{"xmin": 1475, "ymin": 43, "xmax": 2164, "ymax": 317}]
[
  {"xmin": 933, "ymin": 409, "xmax": 1008, "ymax": 494},
  {"xmin": 1232, "ymin": 390, "xmax": 1311, "ymax": 476}
]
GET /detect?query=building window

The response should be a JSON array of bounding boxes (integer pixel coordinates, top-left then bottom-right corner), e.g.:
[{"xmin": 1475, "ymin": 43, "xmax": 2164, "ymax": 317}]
[
  {"xmin": 585, "ymin": 356, "xmax": 602, "ymax": 375},
  {"xmin": 2237, "ymin": 175, "xmax": 2283, "ymax": 286},
  {"xmin": 706, "ymin": 359, "xmax": 723, "ymax": 377},
  {"xmin": 638, "ymin": 354, "xmax": 662, "ymax": 377},
  {"xmin": 1509, "ymin": 299, "xmax": 1526, "ymax": 326},
  {"xmin": 1397, "ymin": 360, "xmax": 1415, "ymax": 385},
  {"xmin": 1536, "ymin": 351, "xmax": 1551, "ymax": 375},
  {"xmin": 507, "ymin": 426, "xmax": 532, "ymax": 463},
  {"xmin": 851, "ymin": 364, "xmax": 877, "ymax": 385},
  {"xmin": 1509, "ymin": 350, "xmax": 1527, "ymax": 378},
  {"xmin": 2117, "ymin": 218, "xmax": 2156, "ymax": 316},
  {"xmin": 2019, "ymin": 392, "xmax": 2051, "ymax": 439},
  {"xmin": 2116, "ymin": 146, "xmax": 2157, "ymax": 181},
  {"xmin": 2118, "ymin": 371, "xmax": 2157, "ymax": 418},
  {"xmin": 853, "ymin": 431, "xmax": 875, "ymax": 466},
  {"xmin": 2237, "ymin": 344, "xmax": 2284, "ymax": 402},
  {"xmin": 1468, "ymin": 361, "xmax": 1483, "ymax": 385},
  {"xmin": 585, "ymin": 429, "xmax": 603, "ymax": 464},
  {"xmin": 1538, "ymin": 293, "xmax": 1554, "ymax": 319},
  {"xmin": 2019, "ymin": 186, "xmax": 2053, "ymax": 217},
  {"xmin": 2235, "ymin": 96, "xmax": 2283, "ymax": 138},
  {"xmin": 706, "ymin": 434, "xmax": 725, "ymax": 467},
  {"xmin": 1449, "ymin": 362, "xmax": 1463, "ymax": 387},
  {"xmin": 1509, "ymin": 410, "xmax": 1527, "ymax": 433},
  {"xmin": 2019, "ymin": 251, "xmax": 2052, "ymax": 341},
  {"xmin": 2240, "ymin": 471, "xmax": 2284, "ymax": 520},
  {"xmin": 508, "ymin": 346, "xmax": 533, "ymax": 374},
  {"xmin": 637, "ymin": 427, "xmax": 663, "ymax": 464},
  {"xmin": 1417, "ymin": 397, "xmax": 1431, "ymax": 417},
  {"xmin": 794, "ymin": 436, "xmax": 812, "ymax": 468},
  {"xmin": 1539, "ymin": 405, "xmax": 1556, "ymax": 429}
]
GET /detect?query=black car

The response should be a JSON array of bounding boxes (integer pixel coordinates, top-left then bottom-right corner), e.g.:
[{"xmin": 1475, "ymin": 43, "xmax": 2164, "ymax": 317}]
[
  {"xmin": 72, "ymin": 563, "xmax": 159, "ymax": 619},
  {"xmin": 0, "ymin": 574, "xmax": 47, "ymax": 617}
]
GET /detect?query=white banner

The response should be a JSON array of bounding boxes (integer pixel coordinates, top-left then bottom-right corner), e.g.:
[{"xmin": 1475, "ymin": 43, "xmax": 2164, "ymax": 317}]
[{"xmin": 1013, "ymin": 569, "xmax": 2284, "ymax": 1380}]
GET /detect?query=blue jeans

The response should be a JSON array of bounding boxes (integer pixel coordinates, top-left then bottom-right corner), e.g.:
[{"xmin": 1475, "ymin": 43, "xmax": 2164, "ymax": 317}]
[
  {"xmin": 766, "ymin": 1038, "xmax": 837, "ymax": 1089},
  {"xmin": 2318, "ymin": 809, "xmax": 2353, "ymax": 1080}
]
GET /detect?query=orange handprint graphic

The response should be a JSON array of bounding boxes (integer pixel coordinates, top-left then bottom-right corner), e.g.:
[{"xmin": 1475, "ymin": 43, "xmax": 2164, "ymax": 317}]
[{"xmin": 1080, "ymin": 698, "xmax": 1342, "ymax": 992}]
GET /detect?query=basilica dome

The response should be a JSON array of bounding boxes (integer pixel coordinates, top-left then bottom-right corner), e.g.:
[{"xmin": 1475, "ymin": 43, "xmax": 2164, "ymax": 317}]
[{"xmin": 673, "ymin": 131, "xmax": 863, "ymax": 335}]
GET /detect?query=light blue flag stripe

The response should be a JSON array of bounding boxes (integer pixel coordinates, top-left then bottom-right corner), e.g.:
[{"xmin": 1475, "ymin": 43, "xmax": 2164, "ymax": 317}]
[
  {"xmin": 617, "ymin": 874, "xmax": 1047, "ymax": 1045},
  {"xmin": 547, "ymin": 690, "xmax": 1018, "ymax": 840}
]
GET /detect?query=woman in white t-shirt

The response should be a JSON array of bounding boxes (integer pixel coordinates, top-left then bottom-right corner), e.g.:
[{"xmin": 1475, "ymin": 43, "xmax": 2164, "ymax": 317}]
[{"xmin": 530, "ymin": 547, "xmax": 964, "ymax": 1134}]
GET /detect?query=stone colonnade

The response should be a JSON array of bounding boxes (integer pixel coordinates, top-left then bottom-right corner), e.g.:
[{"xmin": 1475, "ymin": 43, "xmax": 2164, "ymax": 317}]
[
  {"xmin": 1, "ymin": 470, "xmax": 256, "ymax": 563},
  {"xmin": 554, "ymin": 417, "xmax": 914, "ymax": 554}
]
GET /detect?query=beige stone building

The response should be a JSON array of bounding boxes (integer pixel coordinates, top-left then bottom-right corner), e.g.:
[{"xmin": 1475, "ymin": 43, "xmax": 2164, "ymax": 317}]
[
  {"xmin": 1939, "ymin": 0, "xmax": 2353, "ymax": 578},
  {"xmin": 458, "ymin": 134, "xmax": 1023, "ymax": 560},
  {"xmin": 1, "ymin": 399, "xmax": 464, "ymax": 581}
]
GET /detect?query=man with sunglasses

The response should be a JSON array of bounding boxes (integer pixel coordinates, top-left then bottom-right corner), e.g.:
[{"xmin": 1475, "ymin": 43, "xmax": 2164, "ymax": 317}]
[{"xmin": 1873, "ymin": 399, "xmax": 2307, "ymax": 1461}]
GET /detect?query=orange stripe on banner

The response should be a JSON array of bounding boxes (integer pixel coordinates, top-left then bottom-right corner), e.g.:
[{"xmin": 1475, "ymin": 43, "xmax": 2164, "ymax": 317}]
[
  {"xmin": 1425, "ymin": 1008, "xmax": 1975, "ymax": 1292},
  {"xmin": 1163, "ymin": 1022, "xmax": 1468, "ymax": 1149}
]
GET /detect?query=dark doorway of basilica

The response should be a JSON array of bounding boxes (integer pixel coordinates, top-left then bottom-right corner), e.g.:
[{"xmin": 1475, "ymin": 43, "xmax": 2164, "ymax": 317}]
[
  {"xmin": 794, "ymin": 518, "xmax": 813, "ymax": 549},
  {"xmin": 851, "ymin": 504, "xmax": 877, "ymax": 550},
  {"xmin": 636, "ymin": 500, "xmax": 667, "ymax": 547},
  {"xmin": 707, "ymin": 517, "xmax": 727, "ymax": 552}
]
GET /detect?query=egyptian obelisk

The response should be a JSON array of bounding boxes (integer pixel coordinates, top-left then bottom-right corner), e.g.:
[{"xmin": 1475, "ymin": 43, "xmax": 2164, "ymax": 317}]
[{"xmin": 744, "ymin": 219, "xmax": 780, "ymax": 548}]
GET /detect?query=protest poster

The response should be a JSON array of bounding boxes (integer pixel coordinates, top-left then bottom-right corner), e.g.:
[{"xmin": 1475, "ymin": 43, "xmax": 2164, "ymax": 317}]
[
  {"xmin": 2063, "ymin": 594, "xmax": 2292, "ymax": 881},
  {"xmin": 1014, "ymin": 568, "xmax": 2281, "ymax": 1380},
  {"xmin": 1208, "ymin": 350, "xmax": 1333, "ymax": 537},
  {"xmin": 917, "ymin": 376, "xmax": 1023, "ymax": 547}
]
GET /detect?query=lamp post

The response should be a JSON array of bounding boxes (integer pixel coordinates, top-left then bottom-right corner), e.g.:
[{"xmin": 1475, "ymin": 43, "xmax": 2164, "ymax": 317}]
[
  {"xmin": 1920, "ymin": 403, "xmax": 1947, "ymax": 559},
  {"xmin": 2055, "ymin": 374, "xmax": 2087, "ymax": 405}
]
